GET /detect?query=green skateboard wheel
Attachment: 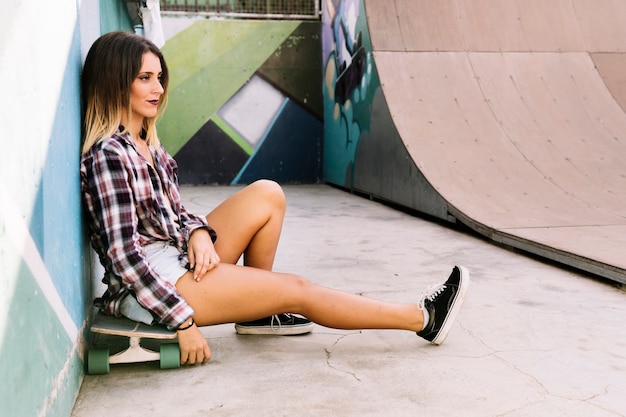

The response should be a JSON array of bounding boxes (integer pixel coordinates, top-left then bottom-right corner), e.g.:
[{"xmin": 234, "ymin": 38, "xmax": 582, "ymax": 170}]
[
  {"xmin": 159, "ymin": 343, "xmax": 180, "ymax": 369},
  {"xmin": 87, "ymin": 348, "xmax": 110, "ymax": 375}
]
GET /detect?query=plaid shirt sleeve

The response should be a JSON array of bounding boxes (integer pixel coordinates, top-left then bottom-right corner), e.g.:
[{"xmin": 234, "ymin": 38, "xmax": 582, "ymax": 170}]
[
  {"xmin": 83, "ymin": 144, "xmax": 194, "ymax": 328},
  {"xmin": 160, "ymin": 148, "xmax": 217, "ymax": 244}
]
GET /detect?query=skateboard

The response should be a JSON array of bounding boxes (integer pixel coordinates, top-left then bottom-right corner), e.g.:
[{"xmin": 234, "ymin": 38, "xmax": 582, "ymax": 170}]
[{"xmin": 87, "ymin": 313, "xmax": 180, "ymax": 375}]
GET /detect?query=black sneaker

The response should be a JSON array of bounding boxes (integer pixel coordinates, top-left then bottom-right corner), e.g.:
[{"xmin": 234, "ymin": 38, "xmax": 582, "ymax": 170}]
[
  {"xmin": 417, "ymin": 265, "xmax": 469, "ymax": 345},
  {"xmin": 235, "ymin": 314, "xmax": 314, "ymax": 335}
]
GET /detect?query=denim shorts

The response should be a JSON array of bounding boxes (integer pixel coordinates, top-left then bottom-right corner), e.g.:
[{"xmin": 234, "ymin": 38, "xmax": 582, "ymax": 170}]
[{"xmin": 143, "ymin": 242, "xmax": 189, "ymax": 287}]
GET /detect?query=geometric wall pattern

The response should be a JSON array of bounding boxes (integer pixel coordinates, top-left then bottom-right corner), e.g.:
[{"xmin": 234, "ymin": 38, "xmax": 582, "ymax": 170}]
[{"xmin": 159, "ymin": 19, "xmax": 323, "ymax": 184}]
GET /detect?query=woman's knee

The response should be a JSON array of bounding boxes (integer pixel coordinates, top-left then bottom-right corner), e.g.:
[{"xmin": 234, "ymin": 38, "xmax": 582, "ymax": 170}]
[
  {"xmin": 250, "ymin": 179, "xmax": 285, "ymax": 211},
  {"xmin": 282, "ymin": 273, "xmax": 315, "ymax": 308}
]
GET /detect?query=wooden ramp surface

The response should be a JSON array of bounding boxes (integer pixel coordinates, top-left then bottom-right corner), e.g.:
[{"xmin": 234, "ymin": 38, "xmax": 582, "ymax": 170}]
[{"xmin": 364, "ymin": 0, "xmax": 626, "ymax": 282}]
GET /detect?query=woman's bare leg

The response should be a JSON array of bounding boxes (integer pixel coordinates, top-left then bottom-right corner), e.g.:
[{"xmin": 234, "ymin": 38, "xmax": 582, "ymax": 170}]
[
  {"xmin": 176, "ymin": 264, "xmax": 425, "ymax": 332},
  {"xmin": 175, "ymin": 264, "xmax": 468, "ymax": 363},
  {"xmin": 203, "ymin": 180, "xmax": 313, "ymax": 333},
  {"xmin": 206, "ymin": 179, "xmax": 285, "ymax": 270}
]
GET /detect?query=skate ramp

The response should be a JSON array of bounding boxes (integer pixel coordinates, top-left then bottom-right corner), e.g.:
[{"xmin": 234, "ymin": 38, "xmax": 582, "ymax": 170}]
[{"xmin": 364, "ymin": 0, "xmax": 626, "ymax": 283}]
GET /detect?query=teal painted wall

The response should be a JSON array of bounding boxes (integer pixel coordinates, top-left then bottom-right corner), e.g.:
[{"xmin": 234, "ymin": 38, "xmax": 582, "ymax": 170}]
[
  {"xmin": 100, "ymin": 0, "xmax": 135, "ymax": 34},
  {"xmin": 0, "ymin": 2, "xmax": 321, "ymax": 415},
  {"xmin": 0, "ymin": 1, "xmax": 131, "ymax": 416},
  {"xmin": 0, "ymin": 2, "xmax": 85, "ymax": 415}
]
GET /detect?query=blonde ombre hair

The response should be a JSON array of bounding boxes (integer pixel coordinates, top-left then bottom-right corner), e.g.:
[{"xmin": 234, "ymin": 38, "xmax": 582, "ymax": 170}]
[{"xmin": 81, "ymin": 31, "xmax": 169, "ymax": 154}]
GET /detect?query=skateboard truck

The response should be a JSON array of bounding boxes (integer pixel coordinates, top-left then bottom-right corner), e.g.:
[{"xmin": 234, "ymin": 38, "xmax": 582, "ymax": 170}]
[{"xmin": 87, "ymin": 313, "xmax": 180, "ymax": 375}]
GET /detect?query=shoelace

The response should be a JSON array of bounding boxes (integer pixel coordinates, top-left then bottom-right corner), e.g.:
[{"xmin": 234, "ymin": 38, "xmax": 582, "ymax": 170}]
[
  {"xmin": 418, "ymin": 283, "xmax": 447, "ymax": 309},
  {"xmin": 270, "ymin": 314, "xmax": 286, "ymax": 331}
]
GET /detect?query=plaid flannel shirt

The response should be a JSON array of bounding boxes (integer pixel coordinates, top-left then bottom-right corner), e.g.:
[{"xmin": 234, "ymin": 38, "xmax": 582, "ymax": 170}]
[{"xmin": 80, "ymin": 129, "xmax": 216, "ymax": 328}]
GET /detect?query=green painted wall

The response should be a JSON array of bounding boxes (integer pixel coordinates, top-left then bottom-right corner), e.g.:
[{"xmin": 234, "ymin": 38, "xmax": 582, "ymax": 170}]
[
  {"xmin": 158, "ymin": 18, "xmax": 323, "ymax": 185},
  {"xmin": 159, "ymin": 19, "xmax": 300, "ymax": 155}
]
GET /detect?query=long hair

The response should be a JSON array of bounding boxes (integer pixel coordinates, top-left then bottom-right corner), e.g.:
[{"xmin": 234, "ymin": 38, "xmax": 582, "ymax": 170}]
[{"xmin": 81, "ymin": 31, "xmax": 169, "ymax": 154}]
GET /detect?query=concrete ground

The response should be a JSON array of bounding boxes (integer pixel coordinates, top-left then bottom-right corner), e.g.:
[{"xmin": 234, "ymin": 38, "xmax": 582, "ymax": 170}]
[{"xmin": 71, "ymin": 185, "xmax": 626, "ymax": 417}]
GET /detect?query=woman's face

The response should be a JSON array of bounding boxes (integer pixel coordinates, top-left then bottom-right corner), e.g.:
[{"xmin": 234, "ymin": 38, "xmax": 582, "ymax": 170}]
[{"xmin": 128, "ymin": 51, "xmax": 164, "ymax": 127}]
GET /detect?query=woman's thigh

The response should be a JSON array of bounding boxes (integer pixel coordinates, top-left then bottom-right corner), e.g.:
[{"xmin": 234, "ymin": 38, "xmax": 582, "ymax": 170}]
[
  {"xmin": 205, "ymin": 180, "xmax": 285, "ymax": 265},
  {"xmin": 175, "ymin": 263, "xmax": 306, "ymax": 326}
]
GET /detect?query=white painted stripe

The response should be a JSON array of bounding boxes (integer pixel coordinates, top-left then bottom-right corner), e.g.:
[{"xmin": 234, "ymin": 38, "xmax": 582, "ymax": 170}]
[{"xmin": 0, "ymin": 183, "xmax": 79, "ymax": 341}]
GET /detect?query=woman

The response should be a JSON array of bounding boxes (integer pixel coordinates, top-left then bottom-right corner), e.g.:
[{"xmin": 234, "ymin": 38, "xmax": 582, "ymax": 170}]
[{"xmin": 80, "ymin": 31, "xmax": 469, "ymax": 365}]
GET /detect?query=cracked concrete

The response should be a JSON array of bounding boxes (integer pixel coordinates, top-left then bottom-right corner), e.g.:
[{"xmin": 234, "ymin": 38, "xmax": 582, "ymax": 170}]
[{"xmin": 71, "ymin": 185, "xmax": 626, "ymax": 417}]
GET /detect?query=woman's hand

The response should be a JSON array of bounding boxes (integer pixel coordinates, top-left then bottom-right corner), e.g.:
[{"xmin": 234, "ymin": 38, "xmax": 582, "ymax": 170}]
[
  {"xmin": 188, "ymin": 228, "xmax": 220, "ymax": 281},
  {"xmin": 177, "ymin": 324, "xmax": 211, "ymax": 365}
]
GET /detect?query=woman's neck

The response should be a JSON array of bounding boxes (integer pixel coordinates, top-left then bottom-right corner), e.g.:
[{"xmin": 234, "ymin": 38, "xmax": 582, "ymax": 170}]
[{"xmin": 121, "ymin": 115, "xmax": 145, "ymax": 142}]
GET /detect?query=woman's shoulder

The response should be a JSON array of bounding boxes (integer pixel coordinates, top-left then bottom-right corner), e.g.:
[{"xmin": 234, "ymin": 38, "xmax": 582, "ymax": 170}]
[
  {"xmin": 84, "ymin": 133, "xmax": 132, "ymax": 159},
  {"xmin": 99, "ymin": 133, "xmax": 133, "ymax": 152},
  {"xmin": 81, "ymin": 134, "xmax": 136, "ymax": 174}
]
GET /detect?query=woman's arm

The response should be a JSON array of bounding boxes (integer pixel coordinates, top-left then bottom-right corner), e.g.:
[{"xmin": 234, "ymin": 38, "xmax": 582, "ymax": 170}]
[
  {"xmin": 160, "ymin": 146, "xmax": 217, "ymax": 242},
  {"xmin": 82, "ymin": 144, "xmax": 194, "ymax": 328},
  {"xmin": 160, "ymin": 146, "xmax": 220, "ymax": 279}
]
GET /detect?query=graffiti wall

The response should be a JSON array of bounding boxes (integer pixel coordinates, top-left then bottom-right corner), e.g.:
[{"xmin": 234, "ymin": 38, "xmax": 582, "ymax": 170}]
[
  {"xmin": 322, "ymin": 0, "xmax": 375, "ymax": 186},
  {"xmin": 158, "ymin": 18, "xmax": 323, "ymax": 185},
  {"xmin": 322, "ymin": 0, "xmax": 446, "ymax": 214}
]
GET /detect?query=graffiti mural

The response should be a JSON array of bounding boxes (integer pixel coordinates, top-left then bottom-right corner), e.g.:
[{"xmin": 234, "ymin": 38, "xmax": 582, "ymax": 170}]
[
  {"xmin": 322, "ymin": 0, "xmax": 376, "ymax": 187},
  {"xmin": 322, "ymin": 0, "xmax": 443, "ymax": 214}
]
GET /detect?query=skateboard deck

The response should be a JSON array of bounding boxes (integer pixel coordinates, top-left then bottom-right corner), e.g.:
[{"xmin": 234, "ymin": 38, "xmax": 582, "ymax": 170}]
[{"xmin": 87, "ymin": 313, "xmax": 180, "ymax": 374}]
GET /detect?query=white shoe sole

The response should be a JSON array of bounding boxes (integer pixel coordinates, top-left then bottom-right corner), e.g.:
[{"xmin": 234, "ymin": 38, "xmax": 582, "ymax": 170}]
[
  {"xmin": 234, "ymin": 322, "xmax": 314, "ymax": 336},
  {"xmin": 431, "ymin": 265, "xmax": 470, "ymax": 345}
]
